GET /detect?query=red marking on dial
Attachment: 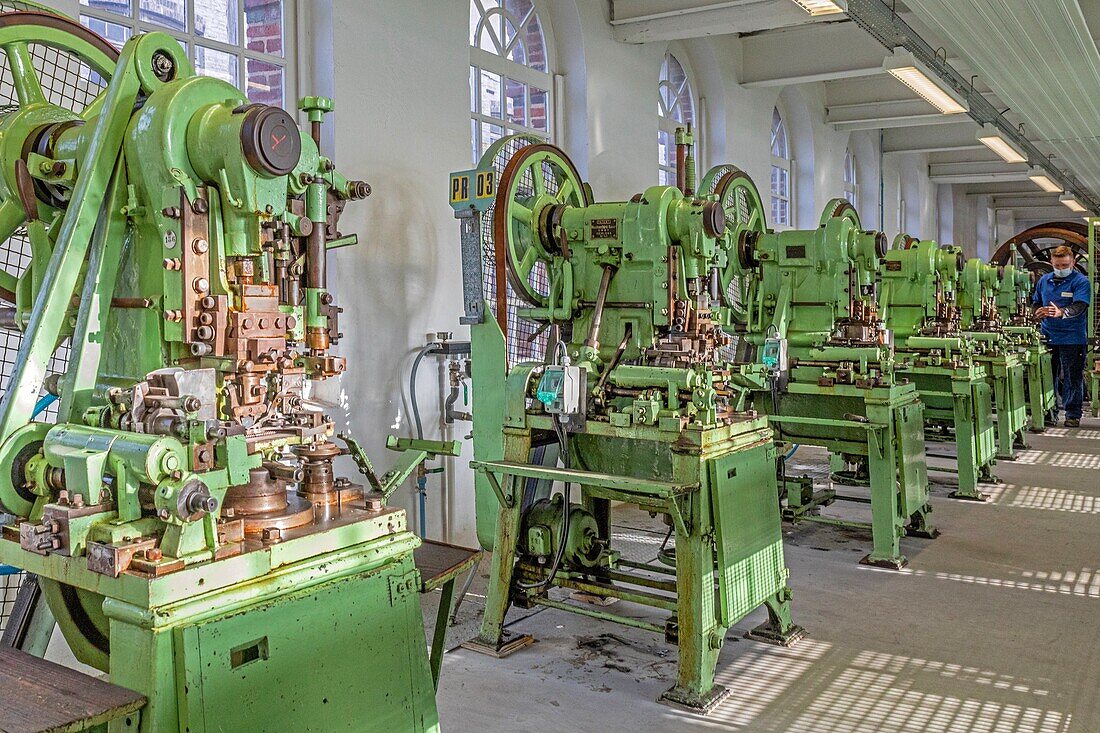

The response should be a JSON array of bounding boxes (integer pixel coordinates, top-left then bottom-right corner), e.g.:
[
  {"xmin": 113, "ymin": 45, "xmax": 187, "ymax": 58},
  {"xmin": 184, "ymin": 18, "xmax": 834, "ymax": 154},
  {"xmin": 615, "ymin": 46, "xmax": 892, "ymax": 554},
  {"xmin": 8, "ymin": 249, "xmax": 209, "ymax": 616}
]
[{"xmin": 271, "ymin": 132, "xmax": 286, "ymax": 149}]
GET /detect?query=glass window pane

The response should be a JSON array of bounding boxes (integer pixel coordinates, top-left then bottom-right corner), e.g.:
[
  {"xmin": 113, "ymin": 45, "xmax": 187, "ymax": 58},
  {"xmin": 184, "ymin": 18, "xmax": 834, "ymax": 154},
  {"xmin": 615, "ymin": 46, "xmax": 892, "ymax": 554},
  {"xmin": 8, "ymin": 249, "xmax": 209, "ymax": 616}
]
[
  {"xmin": 658, "ymin": 130, "xmax": 673, "ymax": 167},
  {"xmin": 480, "ymin": 70, "xmax": 502, "ymax": 119},
  {"xmin": 196, "ymin": 0, "xmax": 239, "ymax": 45},
  {"xmin": 80, "ymin": 15, "xmax": 131, "ymax": 50},
  {"xmin": 194, "ymin": 45, "xmax": 238, "ymax": 86},
  {"xmin": 480, "ymin": 122, "xmax": 504, "ymax": 157},
  {"xmin": 139, "ymin": 0, "xmax": 186, "ymax": 32},
  {"xmin": 771, "ymin": 166, "xmax": 789, "ymax": 197},
  {"xmin": 245, "ymin": 0, "xmax": 284, "ymax": 58},
  {"xmin": 82, "ymin": 0, "xmax": 131, "ymax": 17},
  {"xmin": 471, "ymin": 118, "xmax": 479, "ymax": 164},
  {"xmin": 246, "ymin": 57, "xmax": 283, "ymax": 106},
  {"xmin": 505, "ymin": 78, "xmax": 526, "ymax": 126},
  {"xmin": 530, "ymin": 86, "xmax": 548, "ymax": 132},
  {"xmin": 659, "ymin": 168, "xmax": 674, "ymax": 187},
  {"xmin": 470, "ymin": 66, "xmax": 478, "ymax": 114}
]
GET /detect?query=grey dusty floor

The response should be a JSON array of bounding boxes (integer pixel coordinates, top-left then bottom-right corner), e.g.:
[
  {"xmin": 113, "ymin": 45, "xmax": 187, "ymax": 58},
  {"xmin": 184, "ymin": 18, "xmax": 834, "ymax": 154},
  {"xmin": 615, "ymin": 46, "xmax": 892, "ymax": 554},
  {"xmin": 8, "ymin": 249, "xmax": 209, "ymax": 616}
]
[{"xmin": 426, "ymin": 417, "xmax": 1100, "ymax": 733}]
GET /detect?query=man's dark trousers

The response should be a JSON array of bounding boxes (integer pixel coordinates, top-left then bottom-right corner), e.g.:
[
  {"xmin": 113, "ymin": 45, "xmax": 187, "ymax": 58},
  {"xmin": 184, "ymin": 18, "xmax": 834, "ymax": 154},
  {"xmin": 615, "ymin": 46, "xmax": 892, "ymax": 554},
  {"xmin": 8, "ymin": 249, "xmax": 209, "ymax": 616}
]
[{"xmin": 1051, "ymin": 344, "xmax": 1086, "ymax": 421}]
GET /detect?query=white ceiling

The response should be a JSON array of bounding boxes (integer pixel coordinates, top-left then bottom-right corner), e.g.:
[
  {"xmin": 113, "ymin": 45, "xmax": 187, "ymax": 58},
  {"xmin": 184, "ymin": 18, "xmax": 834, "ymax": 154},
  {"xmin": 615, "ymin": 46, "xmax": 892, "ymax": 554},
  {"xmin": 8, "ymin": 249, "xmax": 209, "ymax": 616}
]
[
  {"xmin": 609, "ymin": 0, "xmax": 1100, "ymax": 221},
  {"xmin": 903, "ymin": 0, "xmax": 1100, "ymax": 208}
]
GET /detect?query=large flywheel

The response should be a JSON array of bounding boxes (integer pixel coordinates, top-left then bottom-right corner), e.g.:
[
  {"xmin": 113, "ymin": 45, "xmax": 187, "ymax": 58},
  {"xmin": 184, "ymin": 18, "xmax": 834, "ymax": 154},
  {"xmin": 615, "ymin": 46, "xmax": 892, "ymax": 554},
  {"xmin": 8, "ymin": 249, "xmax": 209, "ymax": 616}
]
[
  {"xmin": 990, "ymin": 221, "xmax": 1089, "ymax": 275},
  {"xmin": 490, "ymin": 138, "xmax": 589, "ymax": 309},
  {"xmin": 0, "ymin": 5, "xmax": 119, "ymax": 670},
  {"xmin": 705, "ymin": 165, "xmax": 767, "ymax": 327},
  {"xmin": 0, "ymin": 6, "xmax": 118, "ymax": 424},
  {"xmin": 477, "ymin": 136, "xmax": 589, "ymax": 364}
]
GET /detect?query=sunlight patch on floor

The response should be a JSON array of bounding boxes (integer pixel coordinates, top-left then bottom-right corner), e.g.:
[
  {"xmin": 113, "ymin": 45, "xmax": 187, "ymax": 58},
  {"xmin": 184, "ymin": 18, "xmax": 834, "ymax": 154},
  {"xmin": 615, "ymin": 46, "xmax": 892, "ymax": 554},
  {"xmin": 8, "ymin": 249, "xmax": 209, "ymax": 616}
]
[{"xmin": 984, "ymin": 483, "xmax": 1100, "ymax": 514}]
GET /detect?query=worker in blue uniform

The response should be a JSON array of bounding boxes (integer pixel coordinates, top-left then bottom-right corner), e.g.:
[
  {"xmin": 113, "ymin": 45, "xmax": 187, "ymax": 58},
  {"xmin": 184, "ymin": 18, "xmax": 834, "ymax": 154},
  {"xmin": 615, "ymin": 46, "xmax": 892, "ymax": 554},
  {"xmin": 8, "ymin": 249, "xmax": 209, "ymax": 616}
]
[{"xmin": 1033, "ymin": 245, "xmax": 1092, "ymax": 428}]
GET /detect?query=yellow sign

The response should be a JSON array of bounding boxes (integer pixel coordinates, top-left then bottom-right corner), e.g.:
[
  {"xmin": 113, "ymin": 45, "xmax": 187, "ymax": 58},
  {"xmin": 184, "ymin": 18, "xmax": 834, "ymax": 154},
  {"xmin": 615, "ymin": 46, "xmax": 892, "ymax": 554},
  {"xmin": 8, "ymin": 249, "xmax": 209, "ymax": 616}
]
[{"xmin": 449, "ymin": 170, "xmax": 495, "ymax": 209}]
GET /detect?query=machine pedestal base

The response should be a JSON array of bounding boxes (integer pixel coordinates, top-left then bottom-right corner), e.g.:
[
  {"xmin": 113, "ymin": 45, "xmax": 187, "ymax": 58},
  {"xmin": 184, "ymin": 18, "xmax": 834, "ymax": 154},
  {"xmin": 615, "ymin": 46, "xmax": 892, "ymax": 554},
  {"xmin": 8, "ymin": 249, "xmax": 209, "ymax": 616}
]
[
  {"xmin": 949, "ymin": 490, "xmax": 991, "ymax": 502},
  {"xmin": 906, "ymin": 524, "xmax": 942, "ymax": 539},
  {"xmin": 745, "ymin": 621, "xmax": 806, "ymax": 648},
  {"xmin": 860, "ymin": 554, "xmax": 909, "ymax": 571},
  {"xmin": 658, "ymin": 683, "xmax": 730, "ymax": 715},
  {"xmin": 461, "ymin": 631, "xmax": 535, "ymax": 658}
]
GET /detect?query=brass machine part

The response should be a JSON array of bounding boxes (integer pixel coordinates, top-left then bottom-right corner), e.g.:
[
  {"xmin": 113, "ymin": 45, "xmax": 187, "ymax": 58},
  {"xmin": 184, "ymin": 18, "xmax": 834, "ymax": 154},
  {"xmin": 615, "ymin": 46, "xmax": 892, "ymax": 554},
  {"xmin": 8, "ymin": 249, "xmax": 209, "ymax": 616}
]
[
  {"xmin": 292, "ymin": 442, "xmax": 363, "ymax": 506},
  {"xmin": 221, "ymin": 466, "xmax": 314, "ymax": 534}
]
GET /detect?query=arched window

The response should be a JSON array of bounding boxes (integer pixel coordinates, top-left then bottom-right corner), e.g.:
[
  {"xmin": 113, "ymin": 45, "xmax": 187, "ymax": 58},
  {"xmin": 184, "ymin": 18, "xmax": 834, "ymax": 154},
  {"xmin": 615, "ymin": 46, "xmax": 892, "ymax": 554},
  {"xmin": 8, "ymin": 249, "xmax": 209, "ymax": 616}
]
[
  {"xmin": 843, "ymin": 148, "xmax": 858, "ymax": 206},
  {"xmin": 657, "ymin": 51, "xmax": 695, "ymax": 186},
  {"xmin": 770, "ymin": 106, "xmax": 792, "ymax": 227},
  {"xmin": 469, "ymin": 0, "xmax": 553, "ymax": 162}
]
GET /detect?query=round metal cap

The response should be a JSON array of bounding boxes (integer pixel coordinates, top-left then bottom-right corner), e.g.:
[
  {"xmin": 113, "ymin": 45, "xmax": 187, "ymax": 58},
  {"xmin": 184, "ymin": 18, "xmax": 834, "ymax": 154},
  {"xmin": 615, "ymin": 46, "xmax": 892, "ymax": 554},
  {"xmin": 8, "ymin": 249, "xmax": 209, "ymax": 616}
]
[{"xmin": 241, "ymin": 105, "xmax": 302, "ymax": 176}]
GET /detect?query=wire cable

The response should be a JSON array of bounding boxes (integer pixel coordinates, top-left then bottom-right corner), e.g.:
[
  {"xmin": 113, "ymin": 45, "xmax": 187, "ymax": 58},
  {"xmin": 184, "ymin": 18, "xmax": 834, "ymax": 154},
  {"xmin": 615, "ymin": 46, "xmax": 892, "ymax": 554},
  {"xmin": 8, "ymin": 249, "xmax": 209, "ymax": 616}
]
[{"xmin": 410, "ymin": 342, "xmax": 442, "ymax": 441}]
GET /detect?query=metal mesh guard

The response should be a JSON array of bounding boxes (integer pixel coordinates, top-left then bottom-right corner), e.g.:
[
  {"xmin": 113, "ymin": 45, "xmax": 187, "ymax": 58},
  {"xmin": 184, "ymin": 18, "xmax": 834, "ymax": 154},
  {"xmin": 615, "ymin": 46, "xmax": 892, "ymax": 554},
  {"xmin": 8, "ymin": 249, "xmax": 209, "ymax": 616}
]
[
  {"xmin": 480, "ymin": 137, "xmax": 553, "ymax": 366},
  {"xmin": 0, "ymin": 565, "xmax": 24, "ymax": 636}
]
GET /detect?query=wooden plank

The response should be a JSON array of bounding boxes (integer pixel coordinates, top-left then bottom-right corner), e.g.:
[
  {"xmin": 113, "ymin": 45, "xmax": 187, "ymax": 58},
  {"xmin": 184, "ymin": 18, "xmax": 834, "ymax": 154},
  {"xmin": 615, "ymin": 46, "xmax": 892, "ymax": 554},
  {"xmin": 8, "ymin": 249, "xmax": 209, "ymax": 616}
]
[
  {"xmin": 0, "ymin": 648, "xmax": 144, "ymax": 733},
  {"xmin": 413, "ymin": 541, "xmax": 480, "ymax": 593}
]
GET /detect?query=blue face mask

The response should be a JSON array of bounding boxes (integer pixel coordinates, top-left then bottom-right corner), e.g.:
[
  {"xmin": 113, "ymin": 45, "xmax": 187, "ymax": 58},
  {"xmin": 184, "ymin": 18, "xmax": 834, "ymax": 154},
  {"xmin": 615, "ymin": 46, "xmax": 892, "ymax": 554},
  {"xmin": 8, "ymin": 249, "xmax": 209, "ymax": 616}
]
[{"xmin": 1053, "ymin": 266, "xmax": 1074, "ymax": 278}]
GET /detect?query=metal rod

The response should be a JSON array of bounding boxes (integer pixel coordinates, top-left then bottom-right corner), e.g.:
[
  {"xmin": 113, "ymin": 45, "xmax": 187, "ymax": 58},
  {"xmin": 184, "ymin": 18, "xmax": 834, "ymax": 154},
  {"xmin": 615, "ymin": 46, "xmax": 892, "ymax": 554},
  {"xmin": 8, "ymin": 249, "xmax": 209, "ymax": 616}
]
[
  {"xmin": 584, "ymin": 265, "xmax": 614, "ymax": 351},
  {"xmin": 530, "ymin": 597, "xmax": 666, "ymax": 634}
]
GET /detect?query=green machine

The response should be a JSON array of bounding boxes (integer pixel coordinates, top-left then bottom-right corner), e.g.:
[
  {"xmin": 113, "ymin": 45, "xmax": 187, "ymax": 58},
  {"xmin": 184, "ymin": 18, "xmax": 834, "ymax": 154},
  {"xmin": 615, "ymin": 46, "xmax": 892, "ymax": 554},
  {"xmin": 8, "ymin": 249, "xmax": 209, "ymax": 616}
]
[
  {"xmin": 957, "ymin": 258, "xmax": 1030, "ymax": 458},
  {"xmin": 708, "ymin": 169, "xmax": 936, "ymax": 570},
  {"xmin": 450, "ymin": 135, "xmax": 803, "ymax": 713},
  {"xmin": 993, "ymin": 255, "xmax": 1056, "ymax": 430},
  {"xmin": 0, "ymin": 8, "xmax": 448, "ymax": 732},
  {"xmin": 878, "ymin": 237, "xmax": 996, "ymax": 500}
]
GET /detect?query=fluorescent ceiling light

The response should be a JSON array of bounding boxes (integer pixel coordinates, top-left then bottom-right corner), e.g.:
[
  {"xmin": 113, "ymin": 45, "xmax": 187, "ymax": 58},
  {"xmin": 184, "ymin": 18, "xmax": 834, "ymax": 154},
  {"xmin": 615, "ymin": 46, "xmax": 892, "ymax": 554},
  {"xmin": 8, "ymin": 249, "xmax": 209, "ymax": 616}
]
[
  {"xmin": 790, "ymin": 0, "xmax": 847, "ymax": 15},
  {"xmin": 883, "ymin": 48, "xmax": 968, "ymax": 115},
  {"xmin": 1060, "ymin": 194, "xmax": 1087, "ymax": 213},
  {"xmin": 977, "ymin": 124, "xmax": 1027, "ymax": 164},
  {"xmin": 1027, "ymin": 167, "xmax": 1062, "ymax": 193}
]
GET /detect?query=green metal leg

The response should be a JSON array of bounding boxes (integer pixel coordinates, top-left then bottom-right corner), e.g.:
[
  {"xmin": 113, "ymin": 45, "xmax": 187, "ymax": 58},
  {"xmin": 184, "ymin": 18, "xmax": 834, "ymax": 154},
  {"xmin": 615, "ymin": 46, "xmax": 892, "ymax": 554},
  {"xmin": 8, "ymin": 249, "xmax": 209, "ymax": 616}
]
[
  {"xmin": 429, "ymin": 579, "xmax": 455, "ymax": 689},
  {"xmin": 993, "ymin": 373, "xmax": 1017, "ymax": 461},
  {"xmin": 949, "ymin": 389, "xmax": 988, "ymax": 501},
  {"xmin": 465, "ymin": 429, "xmax": 535, "ymax": 657},
  {"xmin": 658, "ymin": 494, "xmax": 728, "ymax": 713},
  {"xmin": 1027, "ymin": 360, "xmax": 1047, "ymax": 433},
  {"xmin": 861, "ymin": 425, "xmax": 907, "ymax": 570}
]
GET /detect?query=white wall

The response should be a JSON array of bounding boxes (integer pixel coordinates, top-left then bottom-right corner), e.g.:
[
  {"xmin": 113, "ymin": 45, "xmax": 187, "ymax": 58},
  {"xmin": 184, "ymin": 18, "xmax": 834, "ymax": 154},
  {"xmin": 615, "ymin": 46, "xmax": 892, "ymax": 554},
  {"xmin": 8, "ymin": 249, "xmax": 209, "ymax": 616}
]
[{"xmin": 309, "ymin": 1, "xmax": 952, "ymax": 548}]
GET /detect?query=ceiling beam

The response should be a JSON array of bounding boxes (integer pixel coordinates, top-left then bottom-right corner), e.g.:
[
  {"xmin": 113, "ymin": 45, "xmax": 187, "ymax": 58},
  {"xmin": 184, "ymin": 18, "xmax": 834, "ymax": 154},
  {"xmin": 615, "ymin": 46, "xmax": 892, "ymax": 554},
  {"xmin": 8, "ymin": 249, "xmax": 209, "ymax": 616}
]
[
  {"xmin": 610, "ymin": 0, "xmax": 820, "ymax": 43},
  {"xmin": 964, "ymin": 187, "xmax": 1046, "ymax": 197},
  {"xmin": 928, "ymin": 161, "xmax": 1031, "ymax": 184},
  {"xmin": 992, "ymin": 207, "xmax": 1077, "ymax": 220},
  {"xmin": 740, "ymin": 22, "xmax": 887, "ymax": 87},
  {"xmin": 826, "ymin": 98, "xmax": 972, "ymax": 131},
  {"xmin": 882, "ymin": 125, "xmax": 984, "ymax": 155},
  {"xmin": 990, "ymin": 194, "xmax": 1062, "ymax": 208}
]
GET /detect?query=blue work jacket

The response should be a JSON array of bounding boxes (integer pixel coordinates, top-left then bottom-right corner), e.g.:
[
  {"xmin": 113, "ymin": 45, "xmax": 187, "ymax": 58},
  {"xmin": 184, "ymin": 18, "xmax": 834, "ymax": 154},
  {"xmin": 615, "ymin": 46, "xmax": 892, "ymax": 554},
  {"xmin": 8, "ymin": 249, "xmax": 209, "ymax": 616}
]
[{"xmin": 1031, "ymin": 270, "xmax": 1091, "ymax": 345}]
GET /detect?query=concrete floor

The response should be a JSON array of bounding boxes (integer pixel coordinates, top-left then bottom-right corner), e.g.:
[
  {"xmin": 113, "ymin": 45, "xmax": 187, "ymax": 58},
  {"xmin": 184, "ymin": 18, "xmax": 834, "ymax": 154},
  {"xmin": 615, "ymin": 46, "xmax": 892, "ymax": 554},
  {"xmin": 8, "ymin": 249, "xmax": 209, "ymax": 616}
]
[{"xmin": 431, "ymin": 419, "xmax": 1100, "ymax": 733}]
